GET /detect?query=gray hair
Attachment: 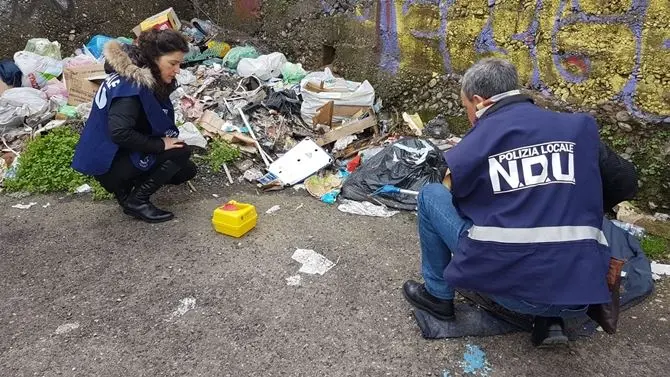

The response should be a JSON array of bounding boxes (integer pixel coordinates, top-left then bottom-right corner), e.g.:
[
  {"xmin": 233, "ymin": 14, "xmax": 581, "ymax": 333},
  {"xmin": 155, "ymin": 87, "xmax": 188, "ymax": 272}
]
[{"xmin": 461, "ymin": 58, "xmax": 519, "ymax": 100}]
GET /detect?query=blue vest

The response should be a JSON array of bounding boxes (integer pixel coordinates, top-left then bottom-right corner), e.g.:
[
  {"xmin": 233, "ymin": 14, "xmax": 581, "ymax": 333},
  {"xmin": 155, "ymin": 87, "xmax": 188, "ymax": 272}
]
[
  {"xmin": 443, "ymin": 98, "xmax": 611, "ymax": 305},
  {"xmin": 71, "ymin": 73, "xmax": 178, "ymax": 176}
]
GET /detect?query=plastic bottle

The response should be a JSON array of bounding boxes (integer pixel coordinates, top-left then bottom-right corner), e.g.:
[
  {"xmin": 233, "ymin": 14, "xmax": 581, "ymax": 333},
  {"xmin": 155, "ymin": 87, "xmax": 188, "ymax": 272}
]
[{"xmin": 611, "ymin": 220, "xmax": 646, "ymax": 238}]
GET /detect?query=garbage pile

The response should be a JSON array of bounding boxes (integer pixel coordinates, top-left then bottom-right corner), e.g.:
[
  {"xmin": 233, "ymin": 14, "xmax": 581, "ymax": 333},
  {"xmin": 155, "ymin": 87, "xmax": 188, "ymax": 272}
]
[{"xmin": 0, "ymin": 7, "xmax": 466, "ymax": 215}]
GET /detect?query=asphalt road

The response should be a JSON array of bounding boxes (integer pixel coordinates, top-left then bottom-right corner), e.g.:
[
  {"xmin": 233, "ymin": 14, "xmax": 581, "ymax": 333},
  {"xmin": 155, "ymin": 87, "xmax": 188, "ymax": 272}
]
[{"xmin": 1, "ymin": 183, "xmax": 669, "ymax": 377}]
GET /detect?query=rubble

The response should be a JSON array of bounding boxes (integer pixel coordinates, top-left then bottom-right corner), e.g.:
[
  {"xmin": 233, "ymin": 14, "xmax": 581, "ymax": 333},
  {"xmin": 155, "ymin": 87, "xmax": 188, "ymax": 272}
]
[{"xmin": 0, "ymin": 7, "xmax": 474, "ymax": 214}]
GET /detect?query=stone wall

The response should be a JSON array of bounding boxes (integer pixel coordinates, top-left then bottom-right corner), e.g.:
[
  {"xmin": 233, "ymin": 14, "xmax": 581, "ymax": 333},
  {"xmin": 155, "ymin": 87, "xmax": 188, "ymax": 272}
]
[
  {"xmin": 0, "ymin": 1, "xmax": 194, "ymax": 57},
  {"xmin": 193, "ymin": 0, "xmax": 669, "ymax": 210}
]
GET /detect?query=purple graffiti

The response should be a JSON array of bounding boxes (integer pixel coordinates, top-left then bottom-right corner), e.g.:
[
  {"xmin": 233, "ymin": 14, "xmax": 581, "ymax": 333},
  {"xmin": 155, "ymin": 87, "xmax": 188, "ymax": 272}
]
[
  {"xmin": 511, "ymin": 0, "xmax": 543, "ymax": 88},
  {"xmin": 379, "ymin": 0, "xmax": 401, "ymax": 73},
  {"xmin": 476, "ymin": 6, "xmax": 508, "ymax": 55},
  {"xmin": 320, "ymin": 0, "xmax": 667, "ymax": 122}
]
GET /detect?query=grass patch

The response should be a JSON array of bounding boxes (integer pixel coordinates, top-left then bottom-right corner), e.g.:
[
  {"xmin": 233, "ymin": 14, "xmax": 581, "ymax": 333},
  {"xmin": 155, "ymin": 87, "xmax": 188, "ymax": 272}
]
[
  {"xmin": 641, "ymin": 235, "xmax": 669, "ymax": 261},
  {"xmin": 4, "ymin": 127, "xmax": 112, "ymax": 199},
  {"xmin": 202, "ymin": 139, "xmax": 241, "ymax": 173}
]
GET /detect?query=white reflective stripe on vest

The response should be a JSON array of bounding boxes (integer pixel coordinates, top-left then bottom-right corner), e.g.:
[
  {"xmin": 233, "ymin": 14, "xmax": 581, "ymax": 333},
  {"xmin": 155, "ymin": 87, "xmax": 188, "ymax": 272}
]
[{"xmin": 467, "ymin": 225, "xmax": 609, "ymax": 246}]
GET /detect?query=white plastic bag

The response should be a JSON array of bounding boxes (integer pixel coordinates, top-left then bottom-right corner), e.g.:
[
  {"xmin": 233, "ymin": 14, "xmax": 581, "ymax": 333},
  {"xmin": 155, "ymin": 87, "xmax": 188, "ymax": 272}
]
[
  {"xmin": 24, "ymin": 38, "xmax": 62, "ymax": 60},
  {"xmin": 0, "ymin": 87, "xmax": 50, "ymax": 130},
  {"xmin": 176, "ymin": 69, "xmax": 196, "ymax": 86},
  {"xmin": 237, "ymin": 52, "xmax": 288, "ymax": 81},
  {"xmin": 14, "ymin": 51, "xmax": 64, "ymax": 89},
  {"xmin": 299, "ymin": 68, "xmax": 375, "ymax": 125},
  {"xmin": 178, "ymin": 122, "xmax": 208, "ymax": 149}
]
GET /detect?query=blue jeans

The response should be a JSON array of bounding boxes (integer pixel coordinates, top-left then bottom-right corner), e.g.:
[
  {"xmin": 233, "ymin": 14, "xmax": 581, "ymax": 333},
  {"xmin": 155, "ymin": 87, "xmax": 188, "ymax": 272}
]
[{"xmin": 418, "ymin": 184, "xmax": 588, "ymax": 318}]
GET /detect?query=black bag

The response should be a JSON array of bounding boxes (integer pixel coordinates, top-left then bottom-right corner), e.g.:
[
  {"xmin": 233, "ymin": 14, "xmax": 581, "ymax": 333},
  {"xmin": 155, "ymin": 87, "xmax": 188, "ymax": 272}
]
[{"xmin": 341, "ymin": 138, "xmax": 448, "ymax": 211}]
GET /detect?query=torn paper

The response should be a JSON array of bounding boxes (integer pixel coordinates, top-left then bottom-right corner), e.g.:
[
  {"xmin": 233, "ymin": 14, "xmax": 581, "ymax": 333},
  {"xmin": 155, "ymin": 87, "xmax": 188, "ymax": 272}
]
[{"xmin": 291, "ymin": 249, "xmax": 335, "ymax": 276}]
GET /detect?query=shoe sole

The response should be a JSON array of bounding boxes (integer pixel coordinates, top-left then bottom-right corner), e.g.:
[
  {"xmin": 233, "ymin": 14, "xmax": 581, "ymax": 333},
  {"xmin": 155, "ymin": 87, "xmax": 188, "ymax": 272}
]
[
  {"xmin": 123, "ymin": 209, "xmax": 174, "ymax": 224},
  {"xmin": 535, "ymin": 334, "xmax": 569, "ymax": 349},
  {"xmin": 402, "ymin": 286, "xmax": 455, "ymax": 322}
]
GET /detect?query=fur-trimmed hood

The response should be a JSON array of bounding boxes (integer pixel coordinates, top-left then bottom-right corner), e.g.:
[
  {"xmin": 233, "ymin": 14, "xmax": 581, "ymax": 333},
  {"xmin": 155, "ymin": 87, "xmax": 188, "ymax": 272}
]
[{"xmin": 103, "ymin": 41, "xmax": 156, "ymax": 89}]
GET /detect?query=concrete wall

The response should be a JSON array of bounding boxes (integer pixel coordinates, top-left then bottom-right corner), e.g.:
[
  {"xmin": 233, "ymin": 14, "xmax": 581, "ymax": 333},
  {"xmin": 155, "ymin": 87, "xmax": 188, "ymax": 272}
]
[
  {"xmin": 0, "ymin": 1, "xmax": 194, "ymax": 57},
  {"xmin": 197, "ymin": 0, "xmax": 670, "ymax": 124}
]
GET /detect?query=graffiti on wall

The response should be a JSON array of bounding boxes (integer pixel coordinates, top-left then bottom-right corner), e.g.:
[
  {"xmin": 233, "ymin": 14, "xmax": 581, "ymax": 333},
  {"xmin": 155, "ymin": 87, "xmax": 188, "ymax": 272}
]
[{"xmin": 321, "ymin": 0, "xmax": 670, "ymax": 122}]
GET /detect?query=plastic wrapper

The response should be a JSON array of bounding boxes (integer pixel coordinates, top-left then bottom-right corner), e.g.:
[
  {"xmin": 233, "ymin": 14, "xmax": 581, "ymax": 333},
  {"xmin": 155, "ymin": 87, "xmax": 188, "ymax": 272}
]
[
  {"xmin": 237, "ymin": 52, "xmax": 288, "ymax": 81},
  {"xmin": 262, "ymin": 90, "xmax": 302, "ymax": 115},
  {"xmin": 221, "ymin": 46, "xmax": 259, "ymax": 70},
  {"xmin": 24, "ymin": 38, "xmax": 62, "ymax": 60},
  {"xmin": 14, "ymin": 51, "xmax": 64, "ymax": 89},
  {"xmin": 281, "ymin": 62, "xmax": 307, "ymax": 84},
  {"xmin": 0, "ymin": 88, "xmax": 50, "ymax": 131},
  {"xmin": 178, "ymin": 122, "xmax": 208, "ymax": 149},
  {"xmin": 300, "ymin": 68, "xmax": 375, "ymax": 125},
  {"xmin": 85, "ymin": 35, "xmax": 115, "ymax": 59},
  {"xmin": 337, "ymin": 199, "xmax": 399, "ymax": 218},
  {"xmin": 340, "ymin": 138, "xmax": 448, "ymax": 211}
]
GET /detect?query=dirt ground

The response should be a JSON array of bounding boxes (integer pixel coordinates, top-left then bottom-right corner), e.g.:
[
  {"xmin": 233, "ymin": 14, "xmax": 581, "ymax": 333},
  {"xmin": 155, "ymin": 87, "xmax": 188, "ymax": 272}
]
[{"xmin": 1, "ymin": 182, "xmax": 669, "ymax": 377}]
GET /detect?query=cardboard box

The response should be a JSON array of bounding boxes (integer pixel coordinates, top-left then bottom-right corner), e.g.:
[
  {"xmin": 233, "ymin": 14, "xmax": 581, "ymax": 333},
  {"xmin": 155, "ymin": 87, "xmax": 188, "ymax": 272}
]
[
  {"xmin": 133, "ymin": 8, "xmax": 182, "ymax": 37},
  {"xmin": 63, "ymin": 64, "xmax": 106, "ymax": 105}
]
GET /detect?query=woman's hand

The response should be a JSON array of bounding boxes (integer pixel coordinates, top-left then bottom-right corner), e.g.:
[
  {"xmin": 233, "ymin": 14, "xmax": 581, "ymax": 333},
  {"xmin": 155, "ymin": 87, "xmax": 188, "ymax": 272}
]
[{"xmin": 162, "ymin": 137, "xmax": 185, "ymax": 150}]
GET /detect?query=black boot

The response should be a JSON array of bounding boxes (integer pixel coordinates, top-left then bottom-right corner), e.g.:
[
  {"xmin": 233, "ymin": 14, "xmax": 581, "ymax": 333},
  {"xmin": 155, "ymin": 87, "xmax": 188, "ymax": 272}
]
[
  {"xmin": 114, "ymin": 185, "xmax": 131, "ymax": 207},
  {"xmin": 531, "ymin": 317, "xmax": 569, "ymax": 348},
  {"xmin": 402, "ymin": 280, "xmax": 455, "ymax": 321},
  {"xmin": 122, "ymin": 161, "xmax": 180, "ymax": 223}
]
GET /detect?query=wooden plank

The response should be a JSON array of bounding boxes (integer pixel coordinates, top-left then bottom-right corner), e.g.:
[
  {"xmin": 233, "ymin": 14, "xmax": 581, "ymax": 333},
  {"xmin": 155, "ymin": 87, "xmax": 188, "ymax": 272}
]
[{"xmin": 316, "ymin": 115, "xmax": 377, "ymax": 146}]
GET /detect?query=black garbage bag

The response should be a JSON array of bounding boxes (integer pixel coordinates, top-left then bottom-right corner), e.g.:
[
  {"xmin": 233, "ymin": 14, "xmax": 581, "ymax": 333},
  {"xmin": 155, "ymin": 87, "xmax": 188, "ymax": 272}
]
[
  {"xmin": 262, "ymin": 90, "xmax": 302, "ymax": 115},
  {"xmin": 341, "ymin": 138, "xmax": 448, "ymax": 211},
  {"xmin": 423, "ymin": 115, "xmax": 450, "ymax": 139},
  {"xmin": 0, "ymin": 59, "xmax": 23, "ymax": 87}
]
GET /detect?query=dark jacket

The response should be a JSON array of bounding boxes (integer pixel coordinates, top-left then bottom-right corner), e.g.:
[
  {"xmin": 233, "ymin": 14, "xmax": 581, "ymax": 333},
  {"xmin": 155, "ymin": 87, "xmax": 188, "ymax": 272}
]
[
  {"xmin": 108, "ymin": 97, "xmax": 164, "ymax": 154},
  {"xmin": 483, "ymin": 95, "xmax": 638, "ymax": 211},
  {"xmin": 103, "ymin": 42, "xmax": 174, "ymax": 156}
]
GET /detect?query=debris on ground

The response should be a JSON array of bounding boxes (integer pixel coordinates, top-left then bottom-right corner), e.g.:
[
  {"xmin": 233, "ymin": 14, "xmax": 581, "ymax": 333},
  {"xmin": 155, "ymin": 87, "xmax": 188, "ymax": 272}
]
[
  {"xmin": 291, "ymin": 249, "xmax": 335, "ymax": 276},
  {"xmin": 460, "ymin": 344, "xmax": 492, "ymax": 376},
  {"xmin": 286, "ymin": 275, "xmax": 302, "ymax": 286},
  {"xmin": 169, "ymin": 297, "xmax": 197, "ymax": 320},
  {"xmin": 12, "ymin": 202, "xmax": 37, "ymax": 209},
  {"xmin": 55, "ymin": 322, "xmax": 80, "ymax": 335},
  {"xmin": 651, "ymin": 262, "xmax": 670, "ymax": 281},
  {"xmin": 337, "ymin": 199, "xmax": 400, "ymax": 218},
  {"xmin": 0, "ymin": 6, "xmax": 469, "ymax": 216}
]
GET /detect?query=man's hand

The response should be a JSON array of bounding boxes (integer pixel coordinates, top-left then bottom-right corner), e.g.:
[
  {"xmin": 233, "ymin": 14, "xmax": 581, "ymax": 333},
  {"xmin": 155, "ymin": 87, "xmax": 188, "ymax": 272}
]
[
  {"xmin": 162, "ymin": 137, "xmax": 185, "ymax": 150},
  {"xmin": 443, "ymin": 169, "xmax": 452, "ymax": 190}
]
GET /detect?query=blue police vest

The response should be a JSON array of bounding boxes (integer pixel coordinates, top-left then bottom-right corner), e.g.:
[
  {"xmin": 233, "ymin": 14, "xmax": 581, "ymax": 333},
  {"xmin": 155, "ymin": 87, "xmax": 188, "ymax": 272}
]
[
  {"xmin": 443, "ymin": 97, "xmax": 611, "ymax": 305},
  {"xmin": 71, "ymin": 73, "xmax": 178, "ymax": 176}
]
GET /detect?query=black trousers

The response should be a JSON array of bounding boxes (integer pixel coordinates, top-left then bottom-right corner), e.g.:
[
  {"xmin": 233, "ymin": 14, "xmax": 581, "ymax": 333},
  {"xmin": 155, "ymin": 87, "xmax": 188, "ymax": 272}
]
[{"xmin": 95, "ymin": 147, "xmax": 197, "ymax": 194}]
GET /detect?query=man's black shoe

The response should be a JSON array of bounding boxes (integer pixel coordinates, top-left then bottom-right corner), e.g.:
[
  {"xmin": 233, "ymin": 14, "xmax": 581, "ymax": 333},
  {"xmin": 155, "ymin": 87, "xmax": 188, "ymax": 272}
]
[
  {"xmin": 531, "ymin": 317, "xmax": 569, "ymax": 348},
  {"xmin": 402, "ymin": 280, "xmax": 455, "ymax": 321}
]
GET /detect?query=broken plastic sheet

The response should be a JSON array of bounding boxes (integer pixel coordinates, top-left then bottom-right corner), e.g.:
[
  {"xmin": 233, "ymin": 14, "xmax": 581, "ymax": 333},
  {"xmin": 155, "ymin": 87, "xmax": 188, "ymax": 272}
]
[
  {"xmin": 651, "ymin": 262, "xmax": 670, "ymax": 281},
  {"xmin": 337, "ymin": 199, "xmax": 399, "ymax": 218},
  {"xmin": 178, "ymin": 122, "xmax": 208, "ymax": 149},
  {"xmin": 267, "ymin": 138, "xmax": 333, "ymax": 186},
  {"xmin": 291, "ymin": 249, "xmax": 335, "ymax": 275},
  {"xmin": 341, "ymin": 138, "xmax": 448, "ymax": 211},
  {"xmin": 0, "ymin": 87, "xmax": 51, "ymax": 131}
]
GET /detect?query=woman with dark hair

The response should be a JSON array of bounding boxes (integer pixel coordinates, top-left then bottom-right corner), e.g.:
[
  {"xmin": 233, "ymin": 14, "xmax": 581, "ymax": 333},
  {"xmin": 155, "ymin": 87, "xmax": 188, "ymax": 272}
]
[{"xmin": 72, "ymin": 29, "xmax": 196, "ymax": 223}]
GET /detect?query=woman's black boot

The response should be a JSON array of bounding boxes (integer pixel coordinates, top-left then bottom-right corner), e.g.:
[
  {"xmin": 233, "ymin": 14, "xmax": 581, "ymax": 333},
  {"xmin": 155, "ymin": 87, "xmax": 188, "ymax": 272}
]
[{"xmin": 122, "ymin": 161, "xmax": 180, "ymax": 223}]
